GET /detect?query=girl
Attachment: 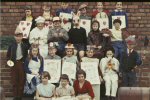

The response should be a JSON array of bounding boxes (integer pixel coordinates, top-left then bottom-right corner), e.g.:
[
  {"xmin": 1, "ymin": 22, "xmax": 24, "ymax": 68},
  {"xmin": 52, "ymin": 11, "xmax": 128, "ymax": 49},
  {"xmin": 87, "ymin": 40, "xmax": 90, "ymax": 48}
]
[
  {"xmin": 100, "ymin": 48, "xmax": 119, "ymax": 100},
  {"xmin": 35, "ymin": 71, "xmax": 55, "ymax": 100},
  {"xmin": 24, "ymin": 44, "xmax": 44, "ymax": 97},
  {"xmin": 73, "ymin": 69, "xmax": 95, "ymax": 100}
]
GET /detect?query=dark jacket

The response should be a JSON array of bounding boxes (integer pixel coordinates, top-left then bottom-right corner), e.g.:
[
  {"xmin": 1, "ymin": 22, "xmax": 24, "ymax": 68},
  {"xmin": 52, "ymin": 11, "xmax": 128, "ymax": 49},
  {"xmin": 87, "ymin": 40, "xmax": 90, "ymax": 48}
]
[{"xmin": 7, "ymin": 41, "xmax": 28, "ymax": 63}]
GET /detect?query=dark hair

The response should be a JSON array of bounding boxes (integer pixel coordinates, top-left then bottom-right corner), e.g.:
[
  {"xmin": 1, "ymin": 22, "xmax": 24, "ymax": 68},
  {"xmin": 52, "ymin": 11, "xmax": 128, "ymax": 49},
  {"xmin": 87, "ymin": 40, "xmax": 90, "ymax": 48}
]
[
  {"xmin": 60, "ymin": 74, "xmax": 69, "ymax": 81},
  {"xmin": 113, "ymin": 19, "xmax": 122, "ymax": 25},
  {"xmin": 91, "ymin": 20, "xmax": 100, "ymax": 32},
  {"xmin": 25, "ymin": 6, "xmax": 32, "ymax": 10},
  {"xmin": 41, "ymin": 71, "xmax": 51, "ymax": 80},
  {"xmin": 104, "ymin": 47, "xmax": 115, "ymax": 57},
  {"xmin": 76, "ymin": 69, "xmax": 86, "ymax": 79}
]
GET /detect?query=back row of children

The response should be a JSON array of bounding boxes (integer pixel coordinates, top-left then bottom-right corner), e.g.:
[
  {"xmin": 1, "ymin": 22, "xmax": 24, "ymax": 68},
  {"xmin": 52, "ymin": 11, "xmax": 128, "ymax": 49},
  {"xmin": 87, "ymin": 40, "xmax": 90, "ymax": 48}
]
[{"xmin": 6, "ymin": 2, "xmax": 143, "ymax": 100}]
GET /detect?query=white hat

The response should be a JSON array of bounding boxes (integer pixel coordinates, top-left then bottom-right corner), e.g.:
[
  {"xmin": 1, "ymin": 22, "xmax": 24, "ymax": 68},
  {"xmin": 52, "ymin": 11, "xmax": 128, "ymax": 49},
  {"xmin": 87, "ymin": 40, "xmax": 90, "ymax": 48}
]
[
  {"xmin": 15, "ymin": 26, "xmax": 23, "ymax": 35},
  {"xmin": 35, "ymin": 16, "xmax": 45, "ymax": 23},
  {"xmin": 79, "ymin": 3, "xmax": 87, "ymax": 10},
  {"xmin": 65, "ymin": 43, "xmax": 74, "ymax": 49},
  {"xmin": 48, "ymin": 42, "xmax": 56, "ymax": 49},
  {"xmin": 125, "ymin": 35, "xmax": 136, "ymax": 45},
  {"xmin": 53, "ymin": 17, "xmax": 61, "ymax": 22}
]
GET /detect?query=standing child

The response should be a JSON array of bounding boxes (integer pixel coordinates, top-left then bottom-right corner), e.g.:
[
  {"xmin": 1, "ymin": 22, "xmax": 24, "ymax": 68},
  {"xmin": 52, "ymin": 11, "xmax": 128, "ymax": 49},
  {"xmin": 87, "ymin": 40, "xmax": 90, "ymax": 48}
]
[
  {"xmin": 24, "ymin": 44, "xmax": 44, "ymax": 97},
  {"xmin": 109, "ymin": 2, "xmax": 128, "ymax": 29},
  {"xmin": 35, "ymin": 71, "xmax": 55, "ymax": 100},
  {"xmin": 100, "ymin": 48, "xmax": 119, "ymax": 100},
  {"xmin": 7, "ymin": 26, "xmax": 28, "ymax": 100},
  {"xmin": 55, "ymin": 74, "xmax": 75, "ymax": 97},
  {"xmin": 121, "ymin": 36, "xmax": 142, "ymax": 87}
]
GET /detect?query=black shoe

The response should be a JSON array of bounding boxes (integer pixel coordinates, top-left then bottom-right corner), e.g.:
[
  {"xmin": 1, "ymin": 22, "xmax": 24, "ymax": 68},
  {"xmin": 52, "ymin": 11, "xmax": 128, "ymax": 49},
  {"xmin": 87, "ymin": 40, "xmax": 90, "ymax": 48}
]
[
  {"xmin": 106, "ymin": 96, "xmax": 110, "ymax": 100},
  {"xmin": 111, "ymin": 96, "xmax": 116, "ymax": 100}
]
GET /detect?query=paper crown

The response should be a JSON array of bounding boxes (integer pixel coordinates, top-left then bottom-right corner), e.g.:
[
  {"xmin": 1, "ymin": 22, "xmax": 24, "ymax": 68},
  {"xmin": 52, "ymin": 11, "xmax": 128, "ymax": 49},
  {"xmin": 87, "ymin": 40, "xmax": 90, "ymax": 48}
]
[
  {"xmin": 65, "ymin": 43, "xmax": 74, "ymax": 49},
  {"xmin": 79, "ymin": 3, "xmax": 87, "ymax": 10},
  {"xmin": 48, "ymin": 42, "xmax": 56, "ymax": 48},
  {"xmin": 86, "ymin": 45, "xmax": 94, "ymax": 51},
  {"xmin": 53, "ymin": 17, "xmax": 61, "ymax": 22},
  {"xmin": 15, "ymin": 26, "xmax": 23, "ymax": 35},
  {"xmin": 35, "ymin": 16, "xmax": 45, "ymax": 23},
  {"xmin": 125, "ymin": 35, "xmax": 136, "ymax": 45}
]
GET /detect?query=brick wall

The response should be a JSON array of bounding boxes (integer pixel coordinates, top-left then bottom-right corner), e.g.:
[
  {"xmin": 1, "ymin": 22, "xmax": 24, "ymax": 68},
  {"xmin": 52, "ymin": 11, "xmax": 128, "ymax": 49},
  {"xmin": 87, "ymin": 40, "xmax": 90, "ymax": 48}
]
[{"xmin": 1, "ymin": 2, "xmax": 150, "ymax": 96}]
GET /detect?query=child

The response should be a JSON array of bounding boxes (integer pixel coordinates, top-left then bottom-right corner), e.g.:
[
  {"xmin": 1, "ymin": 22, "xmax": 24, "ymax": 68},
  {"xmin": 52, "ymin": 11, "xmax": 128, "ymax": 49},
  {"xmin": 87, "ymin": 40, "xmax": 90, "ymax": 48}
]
[
  {"xmin": 100, "ymin": 48, "xmax": 119, "ymax": 100},
  {"xmin": 29, "ymin": 16, "xmax": 49, "ymax": 58},
  {"xmin": 78, "ymin": 3, "xmax": 91, "ymax": 20},
  {"xmin": 45, "ymin": 42, "xmax": 61, "ymax": 60},
  {"xmin": 47, "ymin": 17, "xmax": 69, "ymax": 57},
  {"xmin": 22, "ymin": 6, "xmax": 36, "ymax": 49},
  {"xmin": 81, "ymin": 45, "xmax": 101, "ymax": 100},
  {"xmin": 109, "ymin": 2, "xmax": 128, "ymax": 29},
  {"xmin": 35, "ymin": 71, "xmax": 55, "ymax": 100},
  {"xmin": 121, "ymin": 36, "xmax": 142, "ymax": 87},
  {"xmin": 92, "ymin": 2, "xmax": 109, "ymax": 19},
  {"xmin": 68, "ymin": 11, "xmax": 87, "ymax": 59},
  {"xmin": 55, "ymin": 74, "xmax": 75, "ymax": 97},
  {"xmin": 56, "ymin": 2, "xmax": 73, "ymax": 17},
  {"xmin": 110, "ymin": 19, "xmax": 127, "ymax": 64},
  {"xmin": 73, "ymin": 69, "xmax": 95, "ymax": 100},
  {"xmin": 7, "ymin": 26, "xmax": 28, "ymax": 100},
  {"xmin": 24, "ymin": 44, "xmax": 44, "ymax": 97}
]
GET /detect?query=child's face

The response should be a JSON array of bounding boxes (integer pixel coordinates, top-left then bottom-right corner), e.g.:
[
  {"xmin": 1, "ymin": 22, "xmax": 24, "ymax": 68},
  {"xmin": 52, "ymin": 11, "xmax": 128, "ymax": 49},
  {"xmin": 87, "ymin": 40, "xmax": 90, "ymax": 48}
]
[
  {"xmin": 106, "ymin": 50, "xmax": 113, "ymax": 58},
  {"xmin": 97, "ymin": 2, "xmax": 103, "ymax": 10},
  {"xmin": 15, "ymin": 34, "xmax": 23, "ymax": 43},
  {"xmin": 48, "ymin": 48, "xmax": 57, "ymax": 57},
  {"xmin": 78, "ymin": 74, "xmax": 85, "ymax": 83},
  {"xmin": 32, "ymin": 48, "xmax": 38, "ymax": 57},
  {"xmin": 53, "ymin": 21, "xmax": 61, "ymax": 28},
  {"xmin": 37, "ymin": 23, "xmax": 44, "ymax": 30},
  {"xmin": 41, "ymin": 76, "xmax": 49, "ymax": 85},
  {"xmin": 66, "ymin": 48, "xmax": 74, "ymax": 57},
  {"xmin": 116, "ymin": 2, "xmax": 123, "ymax": 10},
  {"xmin": 25, "ymin": 10, "xmax": 32, "ymax": 17},
  {"xmin": 60, "ymin": 79, "xmax": 69, "ymax": 87},
  {"xmin": 92, "ymin": 22, "xmax": 99, "ymax": 31},
  {"xmin": 127, "ymin": 44, "xmax": 135, "ymax": 50},
  {"xmin": 80, "ymin": 8, "xmax": 87, "ymax": 15},
  {"xmin": 114, "ymin": 22, "xmax": 121, "ymax": 30},
  {"xmin": 86, "ymin": 50, "xmax": 94, "ymax": 58},
  {"xmin": 61, "ymin": 3, "xmax": 68, "ymax": 9}
]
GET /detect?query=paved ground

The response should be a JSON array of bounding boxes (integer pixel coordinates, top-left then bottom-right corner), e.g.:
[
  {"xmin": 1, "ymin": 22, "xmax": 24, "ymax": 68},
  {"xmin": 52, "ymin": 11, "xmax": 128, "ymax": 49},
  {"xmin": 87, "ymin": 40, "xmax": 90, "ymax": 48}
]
[{"xmin": 5, "ymin": 97, "xmax": 34, "ymax": 100}]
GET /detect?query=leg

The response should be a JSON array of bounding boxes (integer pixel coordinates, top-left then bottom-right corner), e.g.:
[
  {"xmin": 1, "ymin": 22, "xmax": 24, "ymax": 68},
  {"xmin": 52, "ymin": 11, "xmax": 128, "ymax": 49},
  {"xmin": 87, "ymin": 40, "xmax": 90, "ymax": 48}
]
[
  {"xmin": 92, "ymin": 84, "xmax": 100, "ymax": 100},
  {"xmin": 122, "ymin": 72, "xmax": 129, "ymax": 86},
  {"xmin": 128, "ymin": 71, "xmax": 137, "ymax": 87},
  {"xmin": 104, "ymin": 75, "xmax": 111, "ymax": 96},
  {"xmin": 110, "ymin": 74, "xmax": 118, "ymax": 97},
  {"xmin": 111, "ymin": 42, "xmax": 119, "ymax": 59}
]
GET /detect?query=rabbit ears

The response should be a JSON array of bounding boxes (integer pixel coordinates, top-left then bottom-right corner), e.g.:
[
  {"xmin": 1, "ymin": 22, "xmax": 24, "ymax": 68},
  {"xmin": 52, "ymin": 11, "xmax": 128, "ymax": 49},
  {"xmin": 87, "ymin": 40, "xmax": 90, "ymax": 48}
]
[{"xmin": 72, "ymin": 11, "xmax": 81, "ymax": 17}]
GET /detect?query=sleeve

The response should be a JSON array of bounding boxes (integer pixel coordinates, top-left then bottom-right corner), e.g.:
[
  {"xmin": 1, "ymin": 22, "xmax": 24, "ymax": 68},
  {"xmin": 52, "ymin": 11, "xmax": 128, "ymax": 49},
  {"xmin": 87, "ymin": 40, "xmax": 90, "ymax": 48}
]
[
  {"xmin": 39, "ymin": 58, "xmax": 44, "ymax": 74},
  {"xmin": 113, "ymin": 58, "xmax": 120, "ymax": 71},
  {"xmin": 109, "ymin": 12, "xmax": 113, "ymax": 29},
  {"xmin": 61, "ymin": 29, "xmax": 69, "ymax": 41},
  {"xmin": 67, "ymin": 29, "xmax": 72, "ymax": 43},
  {"xmin": 87, "ymin": 32, "xmax": 93, "ymax": 45},
  {"xmin": 99, "ymin": 59, "xmax": 105, "ymax": 75},
  {"xmin": 124, "ymin": 12, "xmax": 128, "ymax": 28},
  {"xmin": 24, "ymin": 58, "xmax": 32, "ymax": 74},
  {"xmin": 73, "ymin": 80, "xmax": 78, "ymax": 96},
  {"xmin": 6, "ymin": 45, "xmax": 11, "ymax": 60},
  {"xmin": 47, "ymin": 29, "xmax": 53, "ymax": 43},
  {"xmin": 135, "ymin": 53, "xmax": 142, "ymax": 66},
  {"xmin": 83, "ymin": 29, "xmax": 87, "ymax": 49},
  {"xmin": 87, "ymin": 81, "xmax": 95, "ymax": 99},
  {"xmin": 29, "ymin": 30, "xmax": 35, "ymax": 44}
]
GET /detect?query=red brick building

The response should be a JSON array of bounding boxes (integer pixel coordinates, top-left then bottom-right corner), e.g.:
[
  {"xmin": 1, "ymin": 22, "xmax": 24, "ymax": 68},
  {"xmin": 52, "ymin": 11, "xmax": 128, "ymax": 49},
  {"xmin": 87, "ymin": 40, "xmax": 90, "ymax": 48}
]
[{"xmin": 0, "ymin": 2, "xmax": 150, "ymax": 96}]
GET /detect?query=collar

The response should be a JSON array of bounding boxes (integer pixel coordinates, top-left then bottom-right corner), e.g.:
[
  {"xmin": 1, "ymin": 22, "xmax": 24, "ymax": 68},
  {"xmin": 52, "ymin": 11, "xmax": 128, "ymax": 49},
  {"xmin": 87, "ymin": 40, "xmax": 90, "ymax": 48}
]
[
  {"xmin": 26, "ymin": 15, "xmax": 33, "ymax": 18},
  {"xmin": 115, "ymin": 28, "xmax": 121, "ymax": 31},
  {"xmin": 59, "ymin": 84, "xmax": 69, "ymax": 89},
  {"xmin": 73, "ymin": 25, "xmax": 80, "ymax": 29},
  {"xmin": 114, "ymin": 9, "xmax": 123, "ymax": 12},
  {"xmin": 127, "ymin": 49, "xmax": 133, "ymax": 53}
]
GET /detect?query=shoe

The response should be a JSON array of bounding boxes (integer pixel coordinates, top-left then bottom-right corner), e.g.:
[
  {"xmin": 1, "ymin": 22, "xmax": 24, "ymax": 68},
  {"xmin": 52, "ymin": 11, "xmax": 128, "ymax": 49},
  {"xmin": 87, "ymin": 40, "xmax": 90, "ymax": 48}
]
[
  {"xmin": 111, "ymin": 96, "xmax": 116, "ymax": 100},
  {"xmin": 106, "ymin": 96, "xmax": 110, "ymax": 100}
]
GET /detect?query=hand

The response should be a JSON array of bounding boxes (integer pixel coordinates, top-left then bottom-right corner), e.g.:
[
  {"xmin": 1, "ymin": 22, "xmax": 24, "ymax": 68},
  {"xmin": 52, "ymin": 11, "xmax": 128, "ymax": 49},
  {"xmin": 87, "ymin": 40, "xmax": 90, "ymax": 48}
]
[{"xmin": 59, "ymin": 32, "xmax": 64, "ymax": 37}]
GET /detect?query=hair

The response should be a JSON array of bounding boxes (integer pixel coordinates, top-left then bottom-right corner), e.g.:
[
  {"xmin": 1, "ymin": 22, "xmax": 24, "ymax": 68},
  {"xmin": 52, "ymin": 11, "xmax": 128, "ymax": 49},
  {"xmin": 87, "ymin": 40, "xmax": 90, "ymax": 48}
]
[
  {"xmin": 113, "ymin": 19, "xmax": 122, "ymax": 25},
  {"xmin": 60, "ymin": 74, "xmax": 69, "ymax": 81},
  {"xmin": 76, "ymin": 69, "xmax": 86, "ymax": 79},
  {"xmin": 28, "ymin": 43, "xmax": 43, "ymax": 62},
  {"xmin": 25, "ymin": 6, "xmax": 32, "ymax": 11},
  {"xmin": 91, "ymin": 20, "xmax": 100, "ymax": 32},
  {"xmin": 65, "ymin": 48, "xmax": 75, "ymax": 55},
  {"xmin": 104, "ymin": 47, "xmax": 115, "ymax": 57},
  {"xmin": 41, "ymin": 71, "xmax": 51, "ymax": 80}
]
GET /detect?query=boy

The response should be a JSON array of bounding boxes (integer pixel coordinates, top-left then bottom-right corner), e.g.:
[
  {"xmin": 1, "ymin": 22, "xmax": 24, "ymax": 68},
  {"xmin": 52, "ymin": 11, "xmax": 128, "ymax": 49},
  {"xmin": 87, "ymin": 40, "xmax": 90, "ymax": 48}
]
[
  {"xmin": 7, "ymin": 26, "xmax": 28, "ymax": 100},
  {"xmin": 45, "ymin": 42, "xmax": 61, "ymax": 59},
  {"xmin": 55, "ymin": 74, "xmax": 75, "ymax": 97},
  {"xmin": 121, "ymin": 36, "xmax": 142, "ymax": 87},
  {"xmin": 109, "ymin": 2, "xmax": 128, "ymax": 29}
]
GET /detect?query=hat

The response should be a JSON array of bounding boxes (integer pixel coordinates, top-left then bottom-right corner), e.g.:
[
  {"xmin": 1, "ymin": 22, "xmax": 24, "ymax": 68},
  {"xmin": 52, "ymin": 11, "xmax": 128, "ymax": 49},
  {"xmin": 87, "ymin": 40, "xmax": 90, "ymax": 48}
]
[
  {"xmin": 48, "ymin": 42, "xmax": 56, "ymax": 49},
  {"xmin": 53, "ymin": 17, "xmax": 61, "ymax": 22},
  {"xmin": 65, "ymin": 43, "xmax": 74, "ymax": 49},
  {"xmin": 25, "ymin": 6, "xmax": 32, "ymax": 10},
  {"xmin": 79, "ymin": 3, "xmax": 87, "ymax": 10},
  {"xmin": 35, "ymin": 16, "xmax": 45, "ymax": 23},
  {"xmin": 126, "ymin": 35, "xmax": 136, "ymax": 45},
  {"xmin": 86, "ymin": 45, "xmax": 94, "ymax": 51},
  {"xmin": 15, "ymin": 26, "xmax": 23, "ymax": 35}
]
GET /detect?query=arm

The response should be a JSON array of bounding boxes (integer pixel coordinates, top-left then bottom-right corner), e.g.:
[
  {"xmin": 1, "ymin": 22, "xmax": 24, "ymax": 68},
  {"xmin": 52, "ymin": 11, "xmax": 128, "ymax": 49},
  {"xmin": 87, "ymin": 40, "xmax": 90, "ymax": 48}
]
[
  {"xmin": 47, "ymin": 29, "xmax": 54, "ymax": 43},
  {"xmin": 35, "ymin": 88, "xmax": 40, "ymax": 100},
  {"xmin": 24, "ymin": 58, "xmax": 32, "ymax": 74},
  {"xmin": 83, "ymin": 29, "xmax": 87, "ymax": 49},
  {"xmin": 87, "ymin": 32, "xmax": 93, "ymax": 45},
  {"xmin": 6, "ymin": 45, "xmax": 12, "ymax": 60},
  {"xmin": 87, "ymin": 81, "xmax": 95, "ymax": 99},
  {"xmin": 135, "ymin": 53, "xmax": 142, "ymax": 66},
  {"xmin": 61, "ymin": 29, "xmax": 69, "ymax": 41},
  {"xmin": 39, "ymin": 58, "xmax": 44, "ymax": 75},
  {"xmin": 70, "ymin": 87, "xmax": 75, "ymax": 96},
  {"xmin": 124, "ymin": 12, "xmax": 128, "ymax": 28}
]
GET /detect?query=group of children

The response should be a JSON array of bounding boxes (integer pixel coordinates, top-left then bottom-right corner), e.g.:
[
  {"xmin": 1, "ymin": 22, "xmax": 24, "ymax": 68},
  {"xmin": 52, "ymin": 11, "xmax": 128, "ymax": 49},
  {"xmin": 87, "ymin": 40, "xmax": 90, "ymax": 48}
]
[{"xmin": 6, "ymin": 2, "xmax": 144, "ymax": 100}]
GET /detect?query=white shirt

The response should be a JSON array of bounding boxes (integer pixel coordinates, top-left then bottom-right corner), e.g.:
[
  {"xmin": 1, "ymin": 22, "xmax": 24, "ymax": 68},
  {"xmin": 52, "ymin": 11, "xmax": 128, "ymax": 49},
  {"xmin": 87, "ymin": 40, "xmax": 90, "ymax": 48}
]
[
  {"xmin": 16, "ymin": 43, "xmax": 23, "ymax": 60},
  {"xmin": 110, "ymin": 29, "xmax": 123, "ymax": 41}
]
